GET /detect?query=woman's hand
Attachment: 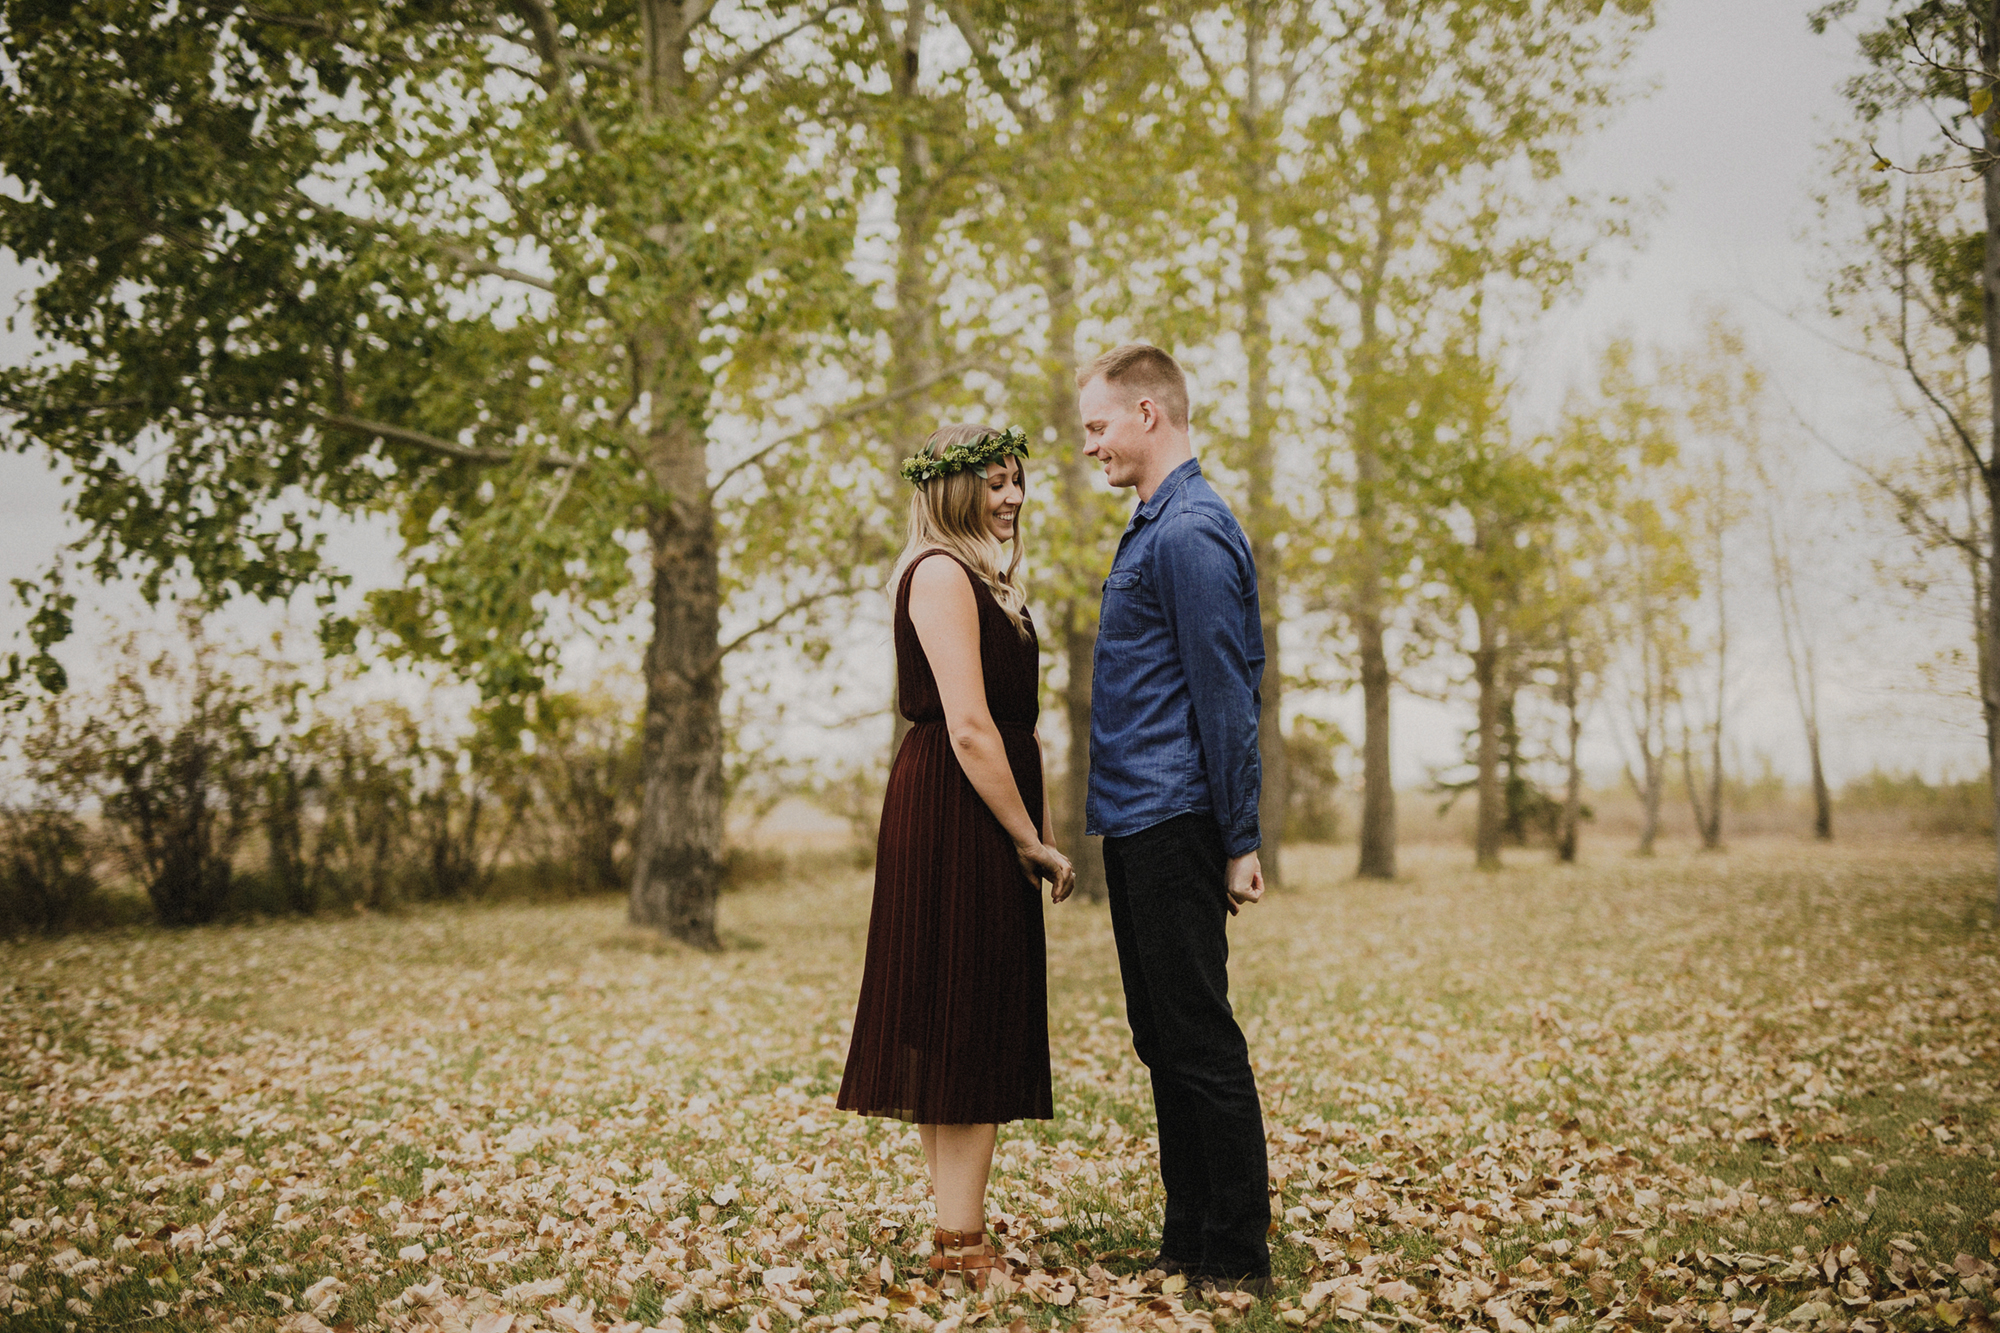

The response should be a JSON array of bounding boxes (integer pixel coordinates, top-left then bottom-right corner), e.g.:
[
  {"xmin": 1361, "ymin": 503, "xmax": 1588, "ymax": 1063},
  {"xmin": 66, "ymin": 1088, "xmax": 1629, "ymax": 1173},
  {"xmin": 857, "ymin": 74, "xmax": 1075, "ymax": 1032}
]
[{"xmin": 1017, "ymin": 839, "xmax": 1076, "ymax": 903}]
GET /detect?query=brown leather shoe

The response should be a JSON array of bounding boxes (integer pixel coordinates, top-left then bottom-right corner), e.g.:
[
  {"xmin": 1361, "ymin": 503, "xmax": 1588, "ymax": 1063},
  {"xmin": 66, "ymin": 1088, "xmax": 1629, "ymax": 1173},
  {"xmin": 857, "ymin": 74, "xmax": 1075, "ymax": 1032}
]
[
  {"xmin": 1198, "ymin": 1273, "xmax": 1277, "ymax": 1299},
  {"xmin": 928, "ymin": 1227, "xmax": 1004, "ymax": 1292},
  {"xmin": 1146, "ymin": 1255, "xmax": 1198, "ymax": 1278}
]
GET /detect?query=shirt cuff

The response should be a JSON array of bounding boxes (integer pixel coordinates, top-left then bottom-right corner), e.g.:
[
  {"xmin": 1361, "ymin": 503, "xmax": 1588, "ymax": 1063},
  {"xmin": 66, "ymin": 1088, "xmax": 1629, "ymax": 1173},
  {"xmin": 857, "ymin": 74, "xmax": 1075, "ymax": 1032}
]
[{"xmin": 1223, "ymin": 826, "xmax": 1260, "ymax": 859}]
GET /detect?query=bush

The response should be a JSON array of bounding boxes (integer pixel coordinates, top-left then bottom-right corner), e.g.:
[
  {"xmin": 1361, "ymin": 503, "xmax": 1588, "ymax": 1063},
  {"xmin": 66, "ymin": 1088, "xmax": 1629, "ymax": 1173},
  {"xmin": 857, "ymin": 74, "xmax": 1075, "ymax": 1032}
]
[
  {"xmin": 1841, "ymin": 769, "xmax": 1993, "ymax": 838},
  {"xmin": 81, "ymin": 630, "xmax": 258, "ymax": 926},
  {"xmin": 6, "ymin": 621, "xmax": 655, "ymax": 931},
  {"xmin": 0, "ymin": 805, "xmax": 99, "ymax": 936},
  {"xmin": 1286, "ymin": 717, "xmax": 1348, "ymax": 843}
]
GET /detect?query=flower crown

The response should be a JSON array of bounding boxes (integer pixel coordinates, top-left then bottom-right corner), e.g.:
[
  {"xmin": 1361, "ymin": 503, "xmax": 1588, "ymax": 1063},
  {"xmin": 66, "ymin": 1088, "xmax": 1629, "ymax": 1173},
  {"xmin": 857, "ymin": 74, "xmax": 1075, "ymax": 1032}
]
[{"xmin": 899, "ymin": 425, "xmax": 1031, "ymax": 486}]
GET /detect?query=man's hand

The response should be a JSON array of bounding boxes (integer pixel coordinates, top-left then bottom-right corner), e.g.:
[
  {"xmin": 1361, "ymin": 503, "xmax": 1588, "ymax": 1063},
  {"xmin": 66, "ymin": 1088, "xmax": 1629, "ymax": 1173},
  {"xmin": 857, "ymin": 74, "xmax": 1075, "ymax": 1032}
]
[{"xmin": 1225, "ymin": 851, "xmax": 1264, "ymax": 916}]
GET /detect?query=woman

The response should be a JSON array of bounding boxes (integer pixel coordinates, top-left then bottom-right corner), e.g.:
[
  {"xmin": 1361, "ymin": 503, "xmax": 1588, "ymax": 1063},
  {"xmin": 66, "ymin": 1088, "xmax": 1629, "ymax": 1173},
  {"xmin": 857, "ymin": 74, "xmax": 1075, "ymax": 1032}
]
[{"xmin": 837, "ymin": 422, "xmax": 1076, "ymax": 1290}]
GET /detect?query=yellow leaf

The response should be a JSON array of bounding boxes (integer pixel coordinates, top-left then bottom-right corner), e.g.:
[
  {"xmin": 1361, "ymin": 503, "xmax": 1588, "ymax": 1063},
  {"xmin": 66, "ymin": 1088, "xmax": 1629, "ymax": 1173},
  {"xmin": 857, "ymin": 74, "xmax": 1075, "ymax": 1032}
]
[
  {"xmin": 1974, "ymin": 87, "xmax": 1993, "ymax": 116},
  {"xmin": 1161, "ymin": 1274, "xmax": 1187, "ymax": 1296}
]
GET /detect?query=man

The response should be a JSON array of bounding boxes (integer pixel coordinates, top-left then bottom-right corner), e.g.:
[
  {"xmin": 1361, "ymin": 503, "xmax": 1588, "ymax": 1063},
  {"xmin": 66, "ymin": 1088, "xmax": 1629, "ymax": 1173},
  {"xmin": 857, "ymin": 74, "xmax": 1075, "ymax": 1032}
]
[{"xmin": 1078, "ymin": 343, "xmax": 1272, "ymax": 1294}]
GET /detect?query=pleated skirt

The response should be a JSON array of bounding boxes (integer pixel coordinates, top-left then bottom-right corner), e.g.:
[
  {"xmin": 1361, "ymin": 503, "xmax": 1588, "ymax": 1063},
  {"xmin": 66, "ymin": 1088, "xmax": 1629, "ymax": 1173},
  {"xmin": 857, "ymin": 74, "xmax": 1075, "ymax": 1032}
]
[{"xmin": 835, "ymin": 720, "xmax": 1054, "ymax": 1124}]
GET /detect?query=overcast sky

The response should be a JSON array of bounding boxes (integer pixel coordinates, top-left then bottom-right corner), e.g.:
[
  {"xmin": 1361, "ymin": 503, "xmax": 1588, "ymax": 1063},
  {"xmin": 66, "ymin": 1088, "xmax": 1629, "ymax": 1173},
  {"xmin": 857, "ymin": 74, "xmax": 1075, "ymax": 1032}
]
[{"xmin": 1, "ymin": 0, "xmax": 1987, "ymax": 789}]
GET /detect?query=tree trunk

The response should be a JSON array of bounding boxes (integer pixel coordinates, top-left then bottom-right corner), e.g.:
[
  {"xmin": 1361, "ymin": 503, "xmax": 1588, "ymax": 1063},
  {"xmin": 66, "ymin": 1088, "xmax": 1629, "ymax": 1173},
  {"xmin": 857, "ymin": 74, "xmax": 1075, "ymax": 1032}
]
[
  {"xmin": 630, "ymin": 418, "xmax": 725, "ymax": 950},
  {"xmin": 1499, "ymin": 687, "xmax": 1527, "ymax": 845},
  {"xmin": 625, "ymin": 2, "xmax": 725, "ymax": 948},
  {"xmin": 1987, "ymin": 472, "xmax": 2000, "ymax": 907},
  {"xmin": 1635, "ymin": 749, "xmax": 1662, "ymax": 856},
  {"xmin": 1238, "ymin": 4, "xmax": 1285, "ymax": 887},
  {"xmin": 628, "ymin": 268, "xmax": 727, "ymax": 945},
  {"xmin": 1472, "ymin": 610, "xmax": 1502, "ymax": 871},
  {"xmin": 1981, "ymin": 5, "xmax": 2000, "ymax": 914},
  {"xmin": 1771, "ymin": 528, "xmax": 1831, "ymax": 842},
  {"xmin": 1352, "ymin": 193, "xmax": 1397, "ymax": 881},
  {"xmin": 884, "ymin": 0, "xmax": 935, "ymax": 769},
  {"xmin": 1354, "ymin": 603, "xmax": 1395, "ymax": 876},
  {"xmin": 1557, "ymin": 630, "xmax": 1583, "ymax": 863},
  {"xmin": 1807, "ymin": 727, "xmax": 1832, "ymax": 841},
  {"xmin": 1042, "ymin": 228, "xmax": 1107, "ymax": 901},
  {"xmin": 1631, "ymin": 622, "xmax": 1665, "ymax": 859}
]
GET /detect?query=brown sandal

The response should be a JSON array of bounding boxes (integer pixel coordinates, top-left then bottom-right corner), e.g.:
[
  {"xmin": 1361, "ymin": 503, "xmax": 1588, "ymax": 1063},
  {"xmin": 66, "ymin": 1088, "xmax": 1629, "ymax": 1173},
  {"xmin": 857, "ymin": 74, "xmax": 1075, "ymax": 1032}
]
[{"xmin": 927, "ymin": 1226, "xmax": 1003, "ymax": 1290}]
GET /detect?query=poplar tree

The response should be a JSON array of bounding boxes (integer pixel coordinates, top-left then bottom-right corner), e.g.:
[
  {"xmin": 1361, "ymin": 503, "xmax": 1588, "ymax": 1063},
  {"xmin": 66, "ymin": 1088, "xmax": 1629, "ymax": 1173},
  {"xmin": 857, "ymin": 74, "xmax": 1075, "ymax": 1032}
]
[
  {"xmin": 0, "ymin": 0, "xmax": 865, "ymax": 948},
  {"xmin": 1814, "ymin": 0, "xmax": 2000, "ymax": 898},
  {"xmin": 942, "ymin": 0, "xmax": 1168, "ymax": 901},
  {"xmin": 1277, "ymin": 0, "xmax": 1650, "ymax": 879}
]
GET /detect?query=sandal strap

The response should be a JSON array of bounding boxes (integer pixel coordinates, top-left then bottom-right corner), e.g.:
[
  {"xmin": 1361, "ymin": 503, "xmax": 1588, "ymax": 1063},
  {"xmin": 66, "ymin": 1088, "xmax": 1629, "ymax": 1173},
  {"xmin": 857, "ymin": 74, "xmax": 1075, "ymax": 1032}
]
[
  {"xmin": 931, "ymin": 1227, "xmax": 985, "ymax": 1250},
  {"xmin": 928, "ymin": 1227, "xmax": 1000, "ymax": 1276}
]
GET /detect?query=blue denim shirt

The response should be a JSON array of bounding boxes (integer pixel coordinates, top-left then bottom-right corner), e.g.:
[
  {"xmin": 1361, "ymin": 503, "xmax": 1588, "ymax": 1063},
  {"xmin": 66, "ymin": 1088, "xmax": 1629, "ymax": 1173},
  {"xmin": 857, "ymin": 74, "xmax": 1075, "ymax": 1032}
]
[{"xmin": 1086, "ymin": 458, "xmax": 1265, "ymax": 857}]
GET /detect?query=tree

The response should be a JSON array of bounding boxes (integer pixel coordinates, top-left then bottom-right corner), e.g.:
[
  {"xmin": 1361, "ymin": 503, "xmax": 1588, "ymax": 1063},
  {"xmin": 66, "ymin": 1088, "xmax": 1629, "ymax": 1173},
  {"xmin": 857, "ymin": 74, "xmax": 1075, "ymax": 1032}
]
[
  {"xmin": 1667, "ymin": 317, "xmax": 1757, "ymax": 853},
  {"xmin": 0, "ymin": 0, "xmax": 874, "ymax": 948},
  {"xmin": 1814, "ymin": 0, "xmax": 2000, "ymax": 902},
  {"xmin": 1411, "ymin": 338, "xmax": 1615, "ymax": 870},
  {"xmin": 1286, "ymin": 0, "xmax": 1653, "ymax": 880},
  {"xmin": 1573, "ymin": 340, "xmax": 1695, "ymax": 857},
  {"xmin": 941, "ymin": 0, "xmax": 1168, "ymax": 902}
]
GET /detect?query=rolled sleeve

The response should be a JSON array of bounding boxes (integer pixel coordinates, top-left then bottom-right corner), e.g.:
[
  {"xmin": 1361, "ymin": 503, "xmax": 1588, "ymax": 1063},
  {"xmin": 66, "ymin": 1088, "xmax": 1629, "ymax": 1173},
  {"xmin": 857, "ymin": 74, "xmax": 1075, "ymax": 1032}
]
[{"xmin": 1153, "ymin": 514, "xmax": 1264, "ymax": 857}]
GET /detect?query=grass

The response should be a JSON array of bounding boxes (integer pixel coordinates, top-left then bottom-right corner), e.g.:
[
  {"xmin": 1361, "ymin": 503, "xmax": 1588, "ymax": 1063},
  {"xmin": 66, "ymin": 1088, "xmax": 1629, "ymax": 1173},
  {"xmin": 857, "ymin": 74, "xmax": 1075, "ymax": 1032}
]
[{"xmin": 0, "ymin": 837, "xmax": 1994, "ymax": 1333}]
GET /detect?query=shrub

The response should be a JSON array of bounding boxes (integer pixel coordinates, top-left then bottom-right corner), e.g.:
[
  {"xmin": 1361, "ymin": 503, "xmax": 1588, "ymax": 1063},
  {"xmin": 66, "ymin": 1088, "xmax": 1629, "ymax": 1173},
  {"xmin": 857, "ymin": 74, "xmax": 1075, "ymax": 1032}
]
[
  {"xmin": 1286, "ymin": 717, "xmax": 1348, "ymax": 843},
  {"xmin": 0, "ymin": 805, "xmax": 99, "ymax": 936},
  {"xmin": 82, "ymin": 633, "xmax": 258, "ymax": 927}
]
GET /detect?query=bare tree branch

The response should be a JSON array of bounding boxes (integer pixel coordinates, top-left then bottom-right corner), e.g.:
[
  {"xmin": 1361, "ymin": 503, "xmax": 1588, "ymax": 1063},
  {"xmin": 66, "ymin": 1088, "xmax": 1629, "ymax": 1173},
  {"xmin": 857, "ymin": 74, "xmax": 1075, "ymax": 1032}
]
[
  {"xmin": 711, "ymin": 357, "xmax": 993, "ymax": 489},
  {"xmin": 1893, "ymin": 233, "xmax": 1989, "ymax": 477},
  {"xmin": 472, "ymin": 24, "xmax": 631, "ymax": 74},
  {"xmin": 2, "ymin": 394, "xmax": 585, "ymax": 474},
  {"xmin": 507, "ymin": 0, "xmax": 604, "ymax": 156},
  {"xmin": 941, "ymin": 0, "xmax": 1037, "ymax": 127},
  {"xmin": 433, "ymin": 243, "xmax": 558, "ymax": 293},
  {"xmin": 322, "ymin": 413, "xmax": 580, "ymax": 471},
  {"xmin": 706, "ymin": 584, "xmax": 865, "ymax": 670},
  {"xmin": 0, "ymin": 395, "xmax": 146, "ymax": 415},
  {"xmin": 702, "ymin": 4, "xmax": 842, "ymax": 102}
]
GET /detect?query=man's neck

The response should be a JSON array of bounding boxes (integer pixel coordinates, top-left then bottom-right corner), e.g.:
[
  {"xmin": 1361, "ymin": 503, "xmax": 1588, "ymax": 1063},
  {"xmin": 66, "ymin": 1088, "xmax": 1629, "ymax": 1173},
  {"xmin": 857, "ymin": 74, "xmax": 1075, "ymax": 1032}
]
[{"xmin": 1134, "ymin": 442, "xmax": 1195, "ymax": 503}]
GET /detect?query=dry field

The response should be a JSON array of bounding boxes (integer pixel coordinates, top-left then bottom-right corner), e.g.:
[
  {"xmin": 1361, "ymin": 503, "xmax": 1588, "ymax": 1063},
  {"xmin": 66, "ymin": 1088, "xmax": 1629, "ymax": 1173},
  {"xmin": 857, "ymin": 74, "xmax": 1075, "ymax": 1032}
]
[{"xmin": 1, "ymin": 838, "xmax": 1996, "ymax": 1333}]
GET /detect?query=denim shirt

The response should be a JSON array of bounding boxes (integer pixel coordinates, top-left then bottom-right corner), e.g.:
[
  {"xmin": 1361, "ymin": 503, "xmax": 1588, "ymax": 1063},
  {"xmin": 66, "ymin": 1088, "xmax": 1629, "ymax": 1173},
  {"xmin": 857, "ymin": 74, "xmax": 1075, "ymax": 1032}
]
[{"xmin": 1086, "ymin": 458, "xmax": 1265, "ymax": 857}]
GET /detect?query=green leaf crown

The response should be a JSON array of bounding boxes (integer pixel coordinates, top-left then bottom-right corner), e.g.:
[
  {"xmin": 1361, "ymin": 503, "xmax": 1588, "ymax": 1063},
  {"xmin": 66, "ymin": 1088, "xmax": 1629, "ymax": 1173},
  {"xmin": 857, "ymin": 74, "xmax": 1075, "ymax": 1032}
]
[{"xmin": 899, "ymin": 425, "xmax": 1031, "ymax": 486}]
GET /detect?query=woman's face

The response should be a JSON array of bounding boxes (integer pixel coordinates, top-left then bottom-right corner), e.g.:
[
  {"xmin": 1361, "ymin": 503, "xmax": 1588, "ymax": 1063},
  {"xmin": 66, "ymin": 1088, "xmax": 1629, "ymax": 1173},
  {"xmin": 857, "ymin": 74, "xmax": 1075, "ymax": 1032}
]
[{"xmin": 983, "ymin": 458, "xmax": 1025, "ymax": 542}]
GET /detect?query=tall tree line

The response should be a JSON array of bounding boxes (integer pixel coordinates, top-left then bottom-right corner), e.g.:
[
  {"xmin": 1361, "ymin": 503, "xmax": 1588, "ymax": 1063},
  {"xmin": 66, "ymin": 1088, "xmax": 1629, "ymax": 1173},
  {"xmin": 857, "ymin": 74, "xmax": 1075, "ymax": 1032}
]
[{"xmin": 1, "ymin": 0, "xmax": 1670, "ymax": 947}]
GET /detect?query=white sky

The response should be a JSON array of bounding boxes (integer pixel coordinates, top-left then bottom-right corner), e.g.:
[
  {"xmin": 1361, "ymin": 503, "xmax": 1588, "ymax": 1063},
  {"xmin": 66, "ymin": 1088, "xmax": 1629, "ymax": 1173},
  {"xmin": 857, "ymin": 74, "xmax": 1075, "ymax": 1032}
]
[{"xmin": 0, "ymin": 0, "xmax": 1988, "ymax": 790}]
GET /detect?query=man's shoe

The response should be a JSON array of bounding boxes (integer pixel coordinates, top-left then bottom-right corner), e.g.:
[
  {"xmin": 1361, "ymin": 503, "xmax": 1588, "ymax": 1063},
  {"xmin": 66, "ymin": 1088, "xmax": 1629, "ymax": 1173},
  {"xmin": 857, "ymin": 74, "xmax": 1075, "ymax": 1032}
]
[
  {"xmin": 1199, "ymin": 1273, "xmax": 1277, "ymax": 1299},
  {"xmin": 1146, "ymin": 1255, "xmax": 1198, "ymax": 1279}
]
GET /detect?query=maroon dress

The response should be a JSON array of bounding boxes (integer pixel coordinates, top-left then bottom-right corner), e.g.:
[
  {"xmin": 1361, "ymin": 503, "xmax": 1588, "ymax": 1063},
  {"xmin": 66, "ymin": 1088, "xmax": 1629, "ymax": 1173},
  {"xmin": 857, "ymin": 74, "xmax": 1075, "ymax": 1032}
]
[{"xmin": 837, "ymin": 550, "xmax": 1054, "ymax": 1124}]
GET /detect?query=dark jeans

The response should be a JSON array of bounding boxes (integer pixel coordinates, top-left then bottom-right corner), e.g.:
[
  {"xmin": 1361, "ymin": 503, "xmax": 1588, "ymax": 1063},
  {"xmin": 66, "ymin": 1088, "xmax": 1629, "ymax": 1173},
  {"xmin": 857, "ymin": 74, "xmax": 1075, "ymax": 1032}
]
[{"xmin": 1103, "ymin": 813, "xmax": 1270, "ymax": 1280}]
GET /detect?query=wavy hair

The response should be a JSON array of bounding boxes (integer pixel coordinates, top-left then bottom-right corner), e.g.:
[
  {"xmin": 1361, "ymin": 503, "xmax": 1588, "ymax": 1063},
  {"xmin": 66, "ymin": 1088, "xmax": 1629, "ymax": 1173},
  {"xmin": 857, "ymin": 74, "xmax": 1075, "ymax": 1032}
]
[{"xmin": 889, "ymin": 423, "xmax": 1032, "ymax": 640}]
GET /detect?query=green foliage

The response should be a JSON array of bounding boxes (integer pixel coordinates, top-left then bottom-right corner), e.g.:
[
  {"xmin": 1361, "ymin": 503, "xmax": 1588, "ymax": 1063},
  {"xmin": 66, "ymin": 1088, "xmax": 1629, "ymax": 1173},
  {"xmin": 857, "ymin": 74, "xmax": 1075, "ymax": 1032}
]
[
  {"xmin": 1283, "ymin": 716, "xmax": 1348, "ymax": 843},
  {"xmin": 0, "ymin": 805, "xmax": 100, "ymax": 937},
  {"xmin": 75, "ymin": 630, "xmax": 263, "ymax": 926},
  {"xmin": 1841, "ymin": 768, "xmax": 1994, "ymax": 838},
  {"xmin": 0, "ymin": 0, "xmax": 870, "ymax": 697}
]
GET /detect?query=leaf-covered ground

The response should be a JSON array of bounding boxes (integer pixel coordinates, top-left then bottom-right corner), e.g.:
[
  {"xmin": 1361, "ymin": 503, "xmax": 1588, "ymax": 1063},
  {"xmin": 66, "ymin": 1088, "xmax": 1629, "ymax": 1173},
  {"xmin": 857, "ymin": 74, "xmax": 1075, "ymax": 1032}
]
[{"xmin": 2, "ymin": 840, "xmax": 1996, "ymax": 1333}]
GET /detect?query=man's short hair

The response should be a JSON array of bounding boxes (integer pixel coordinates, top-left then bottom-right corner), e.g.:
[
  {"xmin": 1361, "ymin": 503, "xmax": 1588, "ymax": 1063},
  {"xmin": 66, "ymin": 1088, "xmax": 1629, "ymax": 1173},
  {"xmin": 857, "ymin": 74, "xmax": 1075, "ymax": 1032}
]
[{"xmin": 1078, "ymin": 343, "xmax": 1190, "ymax": 431}]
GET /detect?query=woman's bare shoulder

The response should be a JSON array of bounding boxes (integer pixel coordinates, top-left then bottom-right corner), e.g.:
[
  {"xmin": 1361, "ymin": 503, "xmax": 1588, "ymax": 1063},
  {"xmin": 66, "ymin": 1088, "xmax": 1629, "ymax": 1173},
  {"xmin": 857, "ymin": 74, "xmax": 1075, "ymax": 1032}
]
[{"xmin": 907, "ymin": 549, "xmax": 975, "ymax": 599}]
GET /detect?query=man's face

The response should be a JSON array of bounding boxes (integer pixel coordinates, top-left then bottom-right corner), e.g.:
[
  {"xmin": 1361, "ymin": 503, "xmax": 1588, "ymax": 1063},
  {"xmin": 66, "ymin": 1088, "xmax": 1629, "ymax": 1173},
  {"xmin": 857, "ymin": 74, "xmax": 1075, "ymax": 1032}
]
[{"xmin": 1079, "ymin": 376, "xmax": 1149, "ymax": 490}]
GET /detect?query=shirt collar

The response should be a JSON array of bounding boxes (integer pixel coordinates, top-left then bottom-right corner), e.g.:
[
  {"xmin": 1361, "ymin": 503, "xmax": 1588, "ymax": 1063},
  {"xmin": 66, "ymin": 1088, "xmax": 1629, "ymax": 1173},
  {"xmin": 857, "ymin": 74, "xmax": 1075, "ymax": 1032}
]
[{"xmin": 1132, "ymin": 457, "xmax": 1203, "ymax": 527}]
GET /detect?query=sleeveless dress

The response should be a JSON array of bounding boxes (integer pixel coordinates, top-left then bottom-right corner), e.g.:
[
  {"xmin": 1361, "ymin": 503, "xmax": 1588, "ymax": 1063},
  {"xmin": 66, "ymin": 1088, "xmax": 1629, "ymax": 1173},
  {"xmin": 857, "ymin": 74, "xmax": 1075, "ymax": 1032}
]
[{"xmin": 836, "ymin": 550, "xmax": 1054, "ymax": 1124}]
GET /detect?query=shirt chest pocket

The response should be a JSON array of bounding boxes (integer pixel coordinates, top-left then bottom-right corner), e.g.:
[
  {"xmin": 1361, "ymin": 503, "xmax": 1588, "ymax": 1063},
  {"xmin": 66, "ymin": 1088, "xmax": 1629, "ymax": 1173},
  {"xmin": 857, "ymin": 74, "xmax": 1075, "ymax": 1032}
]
[{"xmin": 1099, "ymin": 569, "xmax": 1158, "ymax": 640}]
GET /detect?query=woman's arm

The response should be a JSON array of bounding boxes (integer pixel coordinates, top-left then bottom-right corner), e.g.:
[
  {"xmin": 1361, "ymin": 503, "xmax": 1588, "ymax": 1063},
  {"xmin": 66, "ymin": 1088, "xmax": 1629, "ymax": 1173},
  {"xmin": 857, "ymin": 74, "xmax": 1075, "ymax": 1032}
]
[
  {"xmin": 908, "ymin": 557, "xmax": 1072, "ymax": 894},
  {"xmin": 908, "ymin": 556, "xmax": 1041, "ymax": 848}
]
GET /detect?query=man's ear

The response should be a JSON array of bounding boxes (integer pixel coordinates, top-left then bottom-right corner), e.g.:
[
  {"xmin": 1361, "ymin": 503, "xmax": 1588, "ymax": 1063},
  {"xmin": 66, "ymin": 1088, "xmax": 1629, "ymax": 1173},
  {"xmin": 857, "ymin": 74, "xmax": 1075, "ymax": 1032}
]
[{"xmin": 1137, "ymin": 397, "xmax": 1158, "ymax": 431}]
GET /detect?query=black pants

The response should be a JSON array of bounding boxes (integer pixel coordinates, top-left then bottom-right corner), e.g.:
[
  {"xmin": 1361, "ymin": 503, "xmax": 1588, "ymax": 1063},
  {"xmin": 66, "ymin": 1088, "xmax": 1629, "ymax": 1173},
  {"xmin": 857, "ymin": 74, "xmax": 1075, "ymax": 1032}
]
[{"xmin": 1103, "ymin": 812, "xmax": 1270, "ymax": 1280}]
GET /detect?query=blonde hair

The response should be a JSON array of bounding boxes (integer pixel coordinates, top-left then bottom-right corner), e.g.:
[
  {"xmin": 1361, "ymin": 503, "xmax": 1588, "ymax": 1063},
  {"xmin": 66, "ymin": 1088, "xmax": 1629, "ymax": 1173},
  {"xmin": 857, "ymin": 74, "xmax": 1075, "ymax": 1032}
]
[
  {"xmin": 889, "ymin": 423, "xmax": 1032, "ymax": 640},
  {"xmin": 1077, "ymin": 342, "xmax": 1191, "ymax": 430}
]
